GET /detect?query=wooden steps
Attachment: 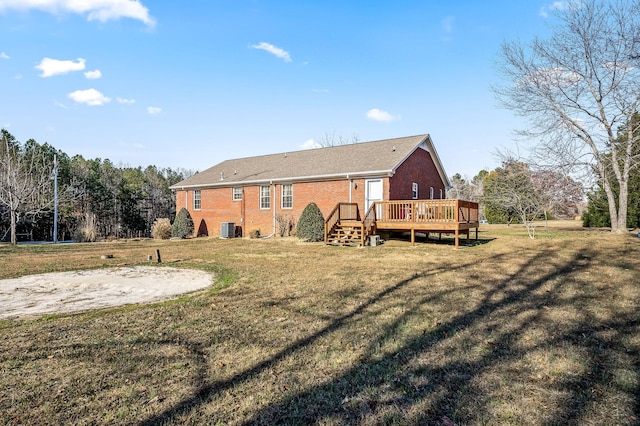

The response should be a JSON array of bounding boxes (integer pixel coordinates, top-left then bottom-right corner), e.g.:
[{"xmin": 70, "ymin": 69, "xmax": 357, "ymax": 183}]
[{"xmin": 326, "ymin": 221, "xmax": 364, "ymax": 246}]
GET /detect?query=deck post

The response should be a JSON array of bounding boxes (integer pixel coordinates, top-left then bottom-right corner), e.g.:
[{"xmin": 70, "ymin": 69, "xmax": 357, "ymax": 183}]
[
  {"xmin": 455, "ymin": 229, "xmax": 459, "ymax": 249},
  {"xmin": 411, "ymin": 228, "xmax": 415, "ymax": 246}
]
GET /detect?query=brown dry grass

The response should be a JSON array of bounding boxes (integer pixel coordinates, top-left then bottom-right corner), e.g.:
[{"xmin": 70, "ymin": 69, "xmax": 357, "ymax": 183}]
[{"xmin": 1, "ymin": 222, "xmax": 639, "ymax": 425}]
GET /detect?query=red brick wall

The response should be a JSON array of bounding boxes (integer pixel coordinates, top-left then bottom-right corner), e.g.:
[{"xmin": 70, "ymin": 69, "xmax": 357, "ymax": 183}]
[
  {"xmin": 175, "ymin": 178, "xmax": 380, "ymax": 237},
  {"xmin": 389, "ymin": 147, "xmax": 445, "ymax": 200},
  {"xmin": 173, "ymin": 147, "xmax": 444, "ymax": 238}
]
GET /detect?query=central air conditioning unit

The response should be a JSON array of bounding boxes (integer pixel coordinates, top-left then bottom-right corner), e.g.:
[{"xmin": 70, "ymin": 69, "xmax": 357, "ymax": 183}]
[{"xmin": 220, "ymin": 222, "xmax": 235, "ymax": 238}]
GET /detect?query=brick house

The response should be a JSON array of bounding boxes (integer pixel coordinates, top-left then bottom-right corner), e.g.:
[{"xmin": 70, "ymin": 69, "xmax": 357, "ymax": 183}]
[{"xmin": 170, "ymin": 134, "xmax": 450, "ymax": 238}]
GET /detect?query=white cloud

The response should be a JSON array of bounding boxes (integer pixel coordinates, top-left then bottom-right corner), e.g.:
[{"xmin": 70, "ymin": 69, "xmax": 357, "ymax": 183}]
[
  {"xmin": 1, "ymin": 52, "xmax": 9, "ymax": 59},
  {"xmin": 301, "ymin": 139, "xmax": 322, "ymax": 149},
  {"xmin": 251, "ymin": 42, "xmax": 292, "ymax": 62},
  {"xmin": 147, "ymin": 106, "xmax": 162, "ymax": 115},
  {"xmin": 84, "ymin": 69, "xmax": 102, "ymax": 79},
  {"xmin": 0, "ymin": 0, "xmax": 155, "ymax": 26},
  {"xmin": 526, "ymin": 67, "xmax": 582, "ymax": 89},
  {"xmin": 36, "ymin": 57, "xmax": 85, "ymax": 77},
  {"xmin": 366, "ymin": 108, "xmax": 400, "ymax": 123},
  {"xmin": 117, "ymin": 97, "xmax": 135, "ymax": 104},
  {"xmin": 540, "ymin": 1, "xmax": 569, "ymax": 18},
  {"xmin": 53, "ymin": 100, "xmax": 69, "ymax": 109},
  {"xmin": 68, "ymin": 88, "xmax": 111, "ymax": 106}
]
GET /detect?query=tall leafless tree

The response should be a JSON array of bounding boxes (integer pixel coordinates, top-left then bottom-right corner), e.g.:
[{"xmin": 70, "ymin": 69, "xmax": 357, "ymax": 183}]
[
  {"xmin": 483, "ymin": 158, "xmax": 548, "ymax": 239},
  {"xmin": 494, "ymin": 0, "xmax": 640, "ymax": 233},
  {"xmin": 0, "ymin": 130, "xmax": 55, "ymax": 244},
  {"xmin": 316, "ymin": 132, "xmax": 360, "ymax": 147}
]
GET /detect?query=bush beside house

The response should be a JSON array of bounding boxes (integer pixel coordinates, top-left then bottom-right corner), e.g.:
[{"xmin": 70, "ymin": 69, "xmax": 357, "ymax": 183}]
[
  {"xmin": 296, "ymin": 202, "xmax": 325, "ymax": 242},
  {"xmin": 172, "ymin": 208, "xmax": 194, "ymax": 239}
]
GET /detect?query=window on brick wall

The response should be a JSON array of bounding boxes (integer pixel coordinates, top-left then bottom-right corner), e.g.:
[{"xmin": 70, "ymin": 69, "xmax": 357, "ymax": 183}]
[
  {"xmin": 260, "ymin": 185, "xmax": 270, "ymax": 209},
  {"xmin": 440, "ymin": 188, "xmax": 443, "ymax": 199},
  {"xmin": 193, "ymin": 190, "xmax": 201, "ymax": 210},
  {"xmin": 412, "ymin": 182, "xmax": 418, "ymax": 199},
  {"xmin": 232, "ymin": 187, "xmax": 242, "ymax": 201},
  {"xmin": 430, "ymin": 186, "xmax": 434, "ymax": 200},
  {"xmin": 281, "ymin": 184, "xmax": 293, "ymax": 209}
]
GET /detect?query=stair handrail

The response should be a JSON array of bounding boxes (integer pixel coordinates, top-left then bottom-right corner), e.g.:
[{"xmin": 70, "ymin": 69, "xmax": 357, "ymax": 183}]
[
  {"xmin": 324, "ymin": 202, "xmax": 360, "ymax": 243},
  {"xmin": 362, "ymin": 203, "xmax": 377, "ymax": 240}
]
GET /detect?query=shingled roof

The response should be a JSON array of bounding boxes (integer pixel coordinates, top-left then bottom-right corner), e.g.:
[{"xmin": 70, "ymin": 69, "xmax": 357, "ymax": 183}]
[{"xmin": 170, "ymin": 134, "xmax": 450, "ymax": 189}]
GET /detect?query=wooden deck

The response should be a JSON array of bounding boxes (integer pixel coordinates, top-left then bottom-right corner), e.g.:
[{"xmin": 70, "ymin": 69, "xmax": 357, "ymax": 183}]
[{"xmin": 325, "ymin": 199, "xmax": 479, "ymax": 249}]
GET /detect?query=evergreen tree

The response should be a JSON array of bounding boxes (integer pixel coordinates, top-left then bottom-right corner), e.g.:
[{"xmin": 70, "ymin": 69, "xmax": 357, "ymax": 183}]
[
  {"xmin": 583, "ymin": 113, "xmax": 640, "ymax": 229},
  {"xmin": 296, "ymin": 202, "xmax": 325, "ymax": 242},
  {"xmin": 172, "ymin": 207, "xmax": 194, "ymax": 238}
]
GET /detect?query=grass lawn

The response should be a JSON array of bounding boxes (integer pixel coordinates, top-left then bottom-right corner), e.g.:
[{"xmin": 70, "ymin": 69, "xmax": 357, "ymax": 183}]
[{"xmin": 1, "ymin": 222, "xmax": 639, "ymax": 425}]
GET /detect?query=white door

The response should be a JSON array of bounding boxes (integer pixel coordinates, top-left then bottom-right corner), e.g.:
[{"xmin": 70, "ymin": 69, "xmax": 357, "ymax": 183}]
[{"xmin": 365, "ymin": 179, "xmax": 383, "ymax": 216}]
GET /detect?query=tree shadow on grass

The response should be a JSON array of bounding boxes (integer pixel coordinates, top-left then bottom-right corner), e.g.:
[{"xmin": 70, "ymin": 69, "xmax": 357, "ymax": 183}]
[{"xmin": 138, "ymin": 246, "xmax": 639, "ymax": 425}]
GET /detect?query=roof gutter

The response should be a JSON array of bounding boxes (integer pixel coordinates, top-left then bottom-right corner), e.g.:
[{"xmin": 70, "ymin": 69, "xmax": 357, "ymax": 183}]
[{"xmin": 170, "ymin": 170, "xmax": 394, "ymax": 190}]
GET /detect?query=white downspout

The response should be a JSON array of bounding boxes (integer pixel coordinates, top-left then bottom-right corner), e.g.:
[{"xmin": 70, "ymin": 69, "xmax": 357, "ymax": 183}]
[{"xmin": 272, "ymin": 182, "xmax": 276, "ymax": 236}]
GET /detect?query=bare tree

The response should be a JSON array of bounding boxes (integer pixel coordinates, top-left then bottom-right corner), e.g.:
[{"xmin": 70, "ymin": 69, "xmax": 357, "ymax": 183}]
[
  {"xmin": 531, "ymin": 170, "xmax": 584, "ymax": 219},
  {"xmin": 447, "ymin": 171, "xmax": 487, "ymax": 201},
  {"xmin": 316, "ymin": 132, "xmax": 360, "ymax": 147},
  {"xmin": 0, "ymin": 130, "xmax": 55, "ymax": 244},
  {"xmin": 483, "ymin": 158, "xmax": 548, "ymax": 239},
  {"xmin": 494, "ymin": 0, "xmax": 640, "ymax": 233}
]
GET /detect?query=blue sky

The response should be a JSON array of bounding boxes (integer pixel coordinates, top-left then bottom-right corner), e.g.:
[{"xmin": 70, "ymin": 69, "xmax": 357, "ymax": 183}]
[{"xmin": 0, "ymin": 1, "xmax": 561, "ymax": 178}]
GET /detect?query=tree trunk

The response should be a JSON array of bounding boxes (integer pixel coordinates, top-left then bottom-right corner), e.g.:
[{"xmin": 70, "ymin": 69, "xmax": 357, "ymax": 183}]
[
  {"xmin": 614, "ymin": 181, "xmax": 629, "ymax": 234},
  {"xmin": 10, "ymin": 209, "xmax": 17, "ymax": 245}
]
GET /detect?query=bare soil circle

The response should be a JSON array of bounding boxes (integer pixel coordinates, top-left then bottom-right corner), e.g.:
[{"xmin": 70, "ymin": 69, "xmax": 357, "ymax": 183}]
[{"xmin": 0, "ymin": 266, "xmax": 213, "ymax": 319}]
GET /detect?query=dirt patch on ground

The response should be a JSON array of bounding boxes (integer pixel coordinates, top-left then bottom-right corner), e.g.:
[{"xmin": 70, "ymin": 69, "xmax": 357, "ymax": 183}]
[{"xmin": 0, "ymin": 266, "xmax": 213, "ymax": 319}]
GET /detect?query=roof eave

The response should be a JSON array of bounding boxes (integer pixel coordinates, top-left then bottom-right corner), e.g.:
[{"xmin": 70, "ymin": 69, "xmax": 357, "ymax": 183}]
[{"xmin": 169, "ymin": 170, "xmax": 394, "ymax": 190}]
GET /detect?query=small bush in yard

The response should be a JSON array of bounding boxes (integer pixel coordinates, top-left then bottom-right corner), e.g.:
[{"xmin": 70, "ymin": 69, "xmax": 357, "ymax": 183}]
[
  {"xmin": 249, "ymin": 229, "xmax": 261, "ymax": 239},
  {"xmin": 74, "ymin": 213, "xmax": 98, "ymax": 242},
  {"xmin": 151, "ymin": 218, "xmax": 172, "ymax": 239},
  {"xmin": 296, "ymin": 202, "xmax": 325, "ymax": 242},
  {"xmin": 275, "ymin": 213, "xmax": 295, "ymax": 237},
  {"xmin": 172, "ymin": 208, "xmax": 194, "ymax": 239}
]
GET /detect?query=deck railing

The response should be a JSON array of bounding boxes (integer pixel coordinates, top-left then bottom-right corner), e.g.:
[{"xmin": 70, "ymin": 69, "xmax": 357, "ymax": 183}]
[
  {"xmin": 375, "ymin": 199, "xmax": 478, "ymax": 224},
  {"xmin": 325, "ymin": 199, "xmax": 479, "ymax": 245}
]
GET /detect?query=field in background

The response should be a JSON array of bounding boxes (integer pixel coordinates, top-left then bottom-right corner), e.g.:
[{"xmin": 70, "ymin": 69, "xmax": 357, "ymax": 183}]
[{"xmin": 1, "ymin": 222, "xmax": 639, "ymax": 425}]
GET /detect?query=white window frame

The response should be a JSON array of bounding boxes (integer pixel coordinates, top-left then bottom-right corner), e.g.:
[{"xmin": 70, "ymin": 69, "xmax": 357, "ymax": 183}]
[
  {"xmin": 412, "ymin": 182, "xmax": 418, "ymax": 199},
  {"xmin": 232, "ymin": 187, "xmax": 242, "ymax": 201},
  {"xmin": 193, "ymin": 189, "xmax": 201, "ymax": 210},
  {"xmin": 440, "ymin": 188, "xmax": 443, "ymax": 199},
  {"xmin": 430, "ymin": 186, "xmax": 434, "ymax": 200},
  {"xmin": 259, "ymin": 185, "xmax": 271, "ymax": 210},
  {"xmin": 281, "ymin": 184, "xmax": 293, "ymax": 209}
]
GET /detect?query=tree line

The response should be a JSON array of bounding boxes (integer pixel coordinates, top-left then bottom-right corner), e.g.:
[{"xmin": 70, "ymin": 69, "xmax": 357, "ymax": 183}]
[
  {"xmin": 449, "ymin": 160, "xmax": 585, "ymax": 239},
  {"xmin": 0, "ymin": 129, "xmax": 194, "ymax": 244}
]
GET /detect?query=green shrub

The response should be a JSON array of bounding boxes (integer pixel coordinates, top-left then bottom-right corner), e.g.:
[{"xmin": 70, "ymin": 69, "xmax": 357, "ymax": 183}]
[
  {"xmin": 151, "ymin": 218, "xmax": 172, "ymax": 239},
  {"xmin": 172, "ymin": 208, "xmax": 194, "ymax": 239},
  {"xmin": 296, "ymin": 202, "xmax": 325, "ymax": 242}
]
